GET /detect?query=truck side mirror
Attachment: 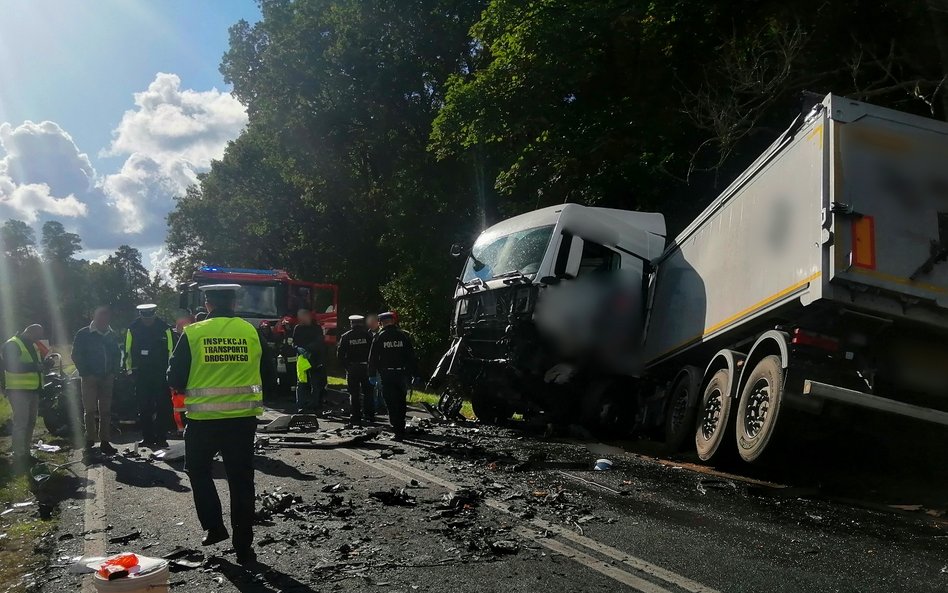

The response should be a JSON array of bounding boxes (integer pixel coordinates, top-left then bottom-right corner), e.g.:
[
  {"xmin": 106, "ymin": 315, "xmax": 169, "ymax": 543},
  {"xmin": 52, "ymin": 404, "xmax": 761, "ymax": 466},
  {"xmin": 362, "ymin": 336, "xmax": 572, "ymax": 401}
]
[{"xmin": 450, "ymin": 243, "xmax": 464, "ymax": 258}]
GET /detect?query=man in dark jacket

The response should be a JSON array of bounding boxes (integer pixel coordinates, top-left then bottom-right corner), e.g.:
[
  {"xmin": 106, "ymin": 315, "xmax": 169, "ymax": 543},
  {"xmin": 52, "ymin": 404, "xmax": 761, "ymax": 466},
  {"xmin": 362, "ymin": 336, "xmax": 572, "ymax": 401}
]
[
  {"xmin": 337, "ymin": 315, "xmax": 373, "ymax": 425},
  {"xmin": 125, "ymin": 304, "xmax": 175, "ymax": 448},
  {"xmin": 292, "ymin": 309, "xmax": 326, "ymax": 414},
  {"xmin": 368, "ymin": 312, "xmax": 419, "ymax": 441},
  {"xmin": 72, "ymin": 306, "xmax": 122, "ymax": 456}
]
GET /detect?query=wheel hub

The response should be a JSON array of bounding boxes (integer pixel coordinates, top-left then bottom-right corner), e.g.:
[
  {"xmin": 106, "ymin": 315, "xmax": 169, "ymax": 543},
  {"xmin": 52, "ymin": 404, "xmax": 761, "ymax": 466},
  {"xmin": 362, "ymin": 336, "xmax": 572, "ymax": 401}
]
[
  {"xmin": 744, "ymin": 379, "xmax": 771, "ymax": 439},
  {"xmin": 700, "ymin": 388, "xmax": 723, "ymax": 440}
]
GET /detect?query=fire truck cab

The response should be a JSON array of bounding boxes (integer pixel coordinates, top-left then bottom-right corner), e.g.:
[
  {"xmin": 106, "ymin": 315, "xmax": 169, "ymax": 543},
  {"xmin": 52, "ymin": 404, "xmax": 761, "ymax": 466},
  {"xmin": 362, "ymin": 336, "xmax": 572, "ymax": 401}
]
[{"xmin": 178, "ymin": 267, "xmax": 339, "ymax": 343}]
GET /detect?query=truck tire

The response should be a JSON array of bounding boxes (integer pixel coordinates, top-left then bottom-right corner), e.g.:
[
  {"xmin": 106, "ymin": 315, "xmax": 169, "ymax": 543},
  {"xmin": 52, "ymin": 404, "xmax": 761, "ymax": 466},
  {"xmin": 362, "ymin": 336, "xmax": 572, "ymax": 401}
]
[
  {"xmin": 695, "ymin": 369, "xmax": 734, "ymax": 462},
  {"xmin": 735, "ymin": 355, "xmax": 784, "ymax": 463},
  {"xmin": 664, "ymin": 371, "xmax": 699, "ymax": 452},
  {"xmin": 472, "ymin": 393, "xmax": 510, "ymax": 425}
]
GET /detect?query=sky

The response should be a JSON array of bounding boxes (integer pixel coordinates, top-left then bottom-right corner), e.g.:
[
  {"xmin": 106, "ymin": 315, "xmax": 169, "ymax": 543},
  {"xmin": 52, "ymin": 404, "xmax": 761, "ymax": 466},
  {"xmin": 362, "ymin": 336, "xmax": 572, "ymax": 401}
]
[{"xmin": 0, "ymin": 0, "xmax": 261, "ymax": 275}]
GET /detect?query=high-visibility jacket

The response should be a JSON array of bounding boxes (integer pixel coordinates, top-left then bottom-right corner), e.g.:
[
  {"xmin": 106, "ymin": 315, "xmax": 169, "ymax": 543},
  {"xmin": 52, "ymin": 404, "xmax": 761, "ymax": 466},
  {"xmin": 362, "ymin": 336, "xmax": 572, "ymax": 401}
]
[
  {"xmin": 296, "ymin": 355, "xmax": 312, "ymax": 384},
  {"xmin": 3, "ymin": 336, "xmax": 42, "ymax": 391},
  {"xmin": 125, "ymin": 326, "xmax": 174, "ymax": 371},
  {"xmin": 182, "ymin": 317, "xmax": 263, "ymax": 420}
]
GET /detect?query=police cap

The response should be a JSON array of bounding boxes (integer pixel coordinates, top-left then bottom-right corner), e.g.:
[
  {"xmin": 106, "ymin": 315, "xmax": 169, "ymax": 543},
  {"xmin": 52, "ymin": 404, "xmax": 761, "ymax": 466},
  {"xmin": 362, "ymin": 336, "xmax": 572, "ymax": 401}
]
[
  {"xmin": 136, "ymin": 303, "xmax": 158, "ymax": 317},
  {"xmin": 378, "ymin": 311, "xmax": 395, "ymax": 322}
]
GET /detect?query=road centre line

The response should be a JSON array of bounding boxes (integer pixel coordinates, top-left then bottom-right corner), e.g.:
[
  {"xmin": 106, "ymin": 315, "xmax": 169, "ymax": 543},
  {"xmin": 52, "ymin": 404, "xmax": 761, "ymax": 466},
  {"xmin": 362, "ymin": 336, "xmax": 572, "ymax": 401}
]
[
  {"xmin": 513, "ymin": 526, "xmax": 675, "ymax": 593},
  {"xmin": 339, "ymin": 449, "xmax": 720, "ymax": 593}
]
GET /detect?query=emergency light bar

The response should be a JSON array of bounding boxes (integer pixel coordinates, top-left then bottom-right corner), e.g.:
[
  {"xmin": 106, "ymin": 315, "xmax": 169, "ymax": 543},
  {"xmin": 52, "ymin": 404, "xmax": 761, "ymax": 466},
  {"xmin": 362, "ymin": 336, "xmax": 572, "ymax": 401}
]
[{"xmin": 199, "ymin": 266, "xmax": 282, "ymax": 276}]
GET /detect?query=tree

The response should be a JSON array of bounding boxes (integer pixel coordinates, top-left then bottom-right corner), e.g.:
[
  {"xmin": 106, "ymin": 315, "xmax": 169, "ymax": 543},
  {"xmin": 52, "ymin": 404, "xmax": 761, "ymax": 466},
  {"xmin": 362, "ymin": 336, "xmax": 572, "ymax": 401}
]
[
  {"xmin": 40, "ymin": 221, "xmax": 82, "ymax": 262},
  {"xmin": 1, "ymin": 219, "xmax": 37, "ymax": 260},
  {"xmin": 169, "ymin": 0, "xmax": 488, "ymax": 361}
]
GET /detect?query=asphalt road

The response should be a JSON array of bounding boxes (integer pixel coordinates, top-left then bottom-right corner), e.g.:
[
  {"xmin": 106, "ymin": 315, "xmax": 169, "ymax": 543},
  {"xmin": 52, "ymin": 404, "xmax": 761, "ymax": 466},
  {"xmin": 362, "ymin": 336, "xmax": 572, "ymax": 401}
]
[{"xmin": 43, "ymin": 396, "xmax": 948, "ymax": 593}]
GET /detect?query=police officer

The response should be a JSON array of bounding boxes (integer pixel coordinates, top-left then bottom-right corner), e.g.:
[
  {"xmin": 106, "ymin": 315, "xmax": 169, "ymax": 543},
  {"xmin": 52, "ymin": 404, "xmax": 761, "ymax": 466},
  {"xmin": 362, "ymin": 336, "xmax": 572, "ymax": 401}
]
[
  {"xmin": 337, "ymin": 315, "xmax": 374, "ymax": 426},
  {"xmin": 126, "ymin": 304, "xmax": 175, "ymax": 448},
  {"xmin": 167, "ymin": 284, "xmax": 269, "ymax": 565},
  {"xmin": 367, "ymin": 312, "xmax": 418, "ymax": 441}
]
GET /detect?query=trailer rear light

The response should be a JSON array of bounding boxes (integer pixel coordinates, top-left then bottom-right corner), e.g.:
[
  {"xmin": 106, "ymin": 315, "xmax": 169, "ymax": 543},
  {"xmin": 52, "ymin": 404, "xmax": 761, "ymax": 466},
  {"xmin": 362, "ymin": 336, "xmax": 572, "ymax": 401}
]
[
  {"xmin": 791, "ymin": 328, "xmax": 840, "ymax": 352},
  {"xmin": 851, "ymin": 216, "xmax": 876, "ymax": 269}
]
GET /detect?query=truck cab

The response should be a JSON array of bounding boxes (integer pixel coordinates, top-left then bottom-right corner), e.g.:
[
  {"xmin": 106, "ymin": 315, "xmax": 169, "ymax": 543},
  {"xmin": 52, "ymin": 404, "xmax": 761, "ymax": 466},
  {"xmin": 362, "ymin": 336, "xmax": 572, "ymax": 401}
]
[{"xmin": 435, "ymin": 204, "xmax": 665, "ymax": 421}]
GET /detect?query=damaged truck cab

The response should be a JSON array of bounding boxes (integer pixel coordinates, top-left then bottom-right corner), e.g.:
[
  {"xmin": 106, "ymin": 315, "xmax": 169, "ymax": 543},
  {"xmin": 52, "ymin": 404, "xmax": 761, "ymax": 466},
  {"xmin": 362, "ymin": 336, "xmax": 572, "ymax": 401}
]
[{"xmin": 431, "ymin": 204, "xmax": 666, "ymax": 424}]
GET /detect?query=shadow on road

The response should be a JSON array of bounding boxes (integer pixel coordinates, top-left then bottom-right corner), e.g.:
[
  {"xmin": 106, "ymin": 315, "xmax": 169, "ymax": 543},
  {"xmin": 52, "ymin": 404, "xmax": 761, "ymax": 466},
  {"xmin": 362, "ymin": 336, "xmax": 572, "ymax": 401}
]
[
  {"xmin": 211, "ymin": 557, "xmax": 316, "ymax": 593},
  {"xmin": 105, "ymin": 455, "xmax": 190, "ymax": 493}
]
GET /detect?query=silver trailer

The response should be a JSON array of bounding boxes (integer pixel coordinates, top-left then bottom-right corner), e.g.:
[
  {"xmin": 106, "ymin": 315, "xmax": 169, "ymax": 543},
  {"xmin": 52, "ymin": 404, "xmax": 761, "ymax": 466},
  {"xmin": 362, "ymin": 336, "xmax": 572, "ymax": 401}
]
[{"xmin": 434, "ymin": 94, "xmax": 948, "ymax": 462}]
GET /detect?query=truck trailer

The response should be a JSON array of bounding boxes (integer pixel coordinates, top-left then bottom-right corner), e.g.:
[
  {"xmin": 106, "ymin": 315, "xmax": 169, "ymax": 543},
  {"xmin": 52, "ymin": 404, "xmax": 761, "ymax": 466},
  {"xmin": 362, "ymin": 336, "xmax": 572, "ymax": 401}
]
[{"xmin": 432, "ymin": 93, "xmax": 948, "ymax": 463}]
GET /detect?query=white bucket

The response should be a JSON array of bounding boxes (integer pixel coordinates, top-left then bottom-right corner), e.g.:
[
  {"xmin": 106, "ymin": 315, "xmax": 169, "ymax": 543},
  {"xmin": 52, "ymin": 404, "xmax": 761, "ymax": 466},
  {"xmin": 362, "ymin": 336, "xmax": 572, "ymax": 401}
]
[{"xmin": 92, "ymin": 557, "xmax": 169, "ymax": 593}]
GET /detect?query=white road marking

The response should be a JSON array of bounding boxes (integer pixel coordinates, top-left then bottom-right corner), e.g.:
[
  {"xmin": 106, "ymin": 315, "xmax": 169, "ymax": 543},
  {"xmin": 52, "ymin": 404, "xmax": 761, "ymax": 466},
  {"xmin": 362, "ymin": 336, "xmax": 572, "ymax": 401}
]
[
  {"xmin": 340, "ymin": 448, "xmax": 720, "ymax": 593},
  {"xmin": 514, "ymin": 526, "xmax": 675, "ymax": 593},
  {"xmin": 81, "ymin": 460, "xmax": 107, "ymax": 593}
]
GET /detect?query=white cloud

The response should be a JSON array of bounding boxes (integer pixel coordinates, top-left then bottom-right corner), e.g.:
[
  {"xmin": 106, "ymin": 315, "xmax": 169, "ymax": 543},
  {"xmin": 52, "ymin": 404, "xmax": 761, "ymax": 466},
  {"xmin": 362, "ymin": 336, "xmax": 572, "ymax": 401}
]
[
  {"xmin": 0, "ymin": 121, "xmax": 92, "ymax": 222},
  {"xmin": 0, "ymin": 73, "xmax": 247, "ymax": 261},
  {"xmin": 102, "ymin": 73, "xmax": 247, "ymax": 235},
  {"xmin": 146, "ymin": 246, "xmax": 175, "ymax": 284}
]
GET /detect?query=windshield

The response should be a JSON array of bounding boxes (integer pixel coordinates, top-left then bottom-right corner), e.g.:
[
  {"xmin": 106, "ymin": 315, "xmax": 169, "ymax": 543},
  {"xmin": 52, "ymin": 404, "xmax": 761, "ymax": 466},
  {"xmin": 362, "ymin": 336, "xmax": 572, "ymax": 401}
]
[
  {"xmin": 462, "ymin": 225, "xmax": 555, "ymax": 283},
  {"xmin": 235, "ymin": 285, "xmax": 279, "ymax": 318}
]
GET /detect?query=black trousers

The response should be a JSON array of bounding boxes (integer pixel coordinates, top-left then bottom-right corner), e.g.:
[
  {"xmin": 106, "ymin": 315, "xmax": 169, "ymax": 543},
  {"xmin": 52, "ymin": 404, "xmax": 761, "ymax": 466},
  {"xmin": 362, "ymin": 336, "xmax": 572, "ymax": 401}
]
[
  {"xmin": 346, "ymin": 364, "xmax": 374, "ymax": 423},
  {"xmin": 137, "ymin": 375, "xmax": 172, "ymax": 442},
  {"xmin": 184, "ymin": 417, "xmax": 256, "ymax": 551},
  {"xmin": 380, "ymin": 370, "xmax": 408, "ymax": 436}
]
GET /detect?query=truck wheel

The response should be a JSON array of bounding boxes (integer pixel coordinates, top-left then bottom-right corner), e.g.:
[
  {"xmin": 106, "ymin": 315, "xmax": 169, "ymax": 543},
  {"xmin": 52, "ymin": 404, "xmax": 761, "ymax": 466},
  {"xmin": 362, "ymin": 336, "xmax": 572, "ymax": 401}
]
[
  {"xmin": 472, "ymin": 393, "xmax": 510, "ymax": 425},
  {"xmin": 736, "ymin": 355, "xmax": 784, "ymax": 463},
  {"xmin": 664, "ymin": 371, "xmax": 698, "ymax": 452},
  {"xmin": 695, "ymin": 369, "xmax": 734, "ymax": 462}
]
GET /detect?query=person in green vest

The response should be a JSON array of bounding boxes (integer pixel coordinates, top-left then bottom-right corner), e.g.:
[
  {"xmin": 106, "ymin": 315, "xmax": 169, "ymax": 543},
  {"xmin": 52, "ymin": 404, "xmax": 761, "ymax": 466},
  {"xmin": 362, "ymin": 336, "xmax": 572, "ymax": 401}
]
[
  {"xmin": 0, "ymin": 324, "xmax": 45, "ymax": 468},
  {"xmin": 125, "ymin": 303, "xmax": 175, "ymax": 448},
  {"xmin": 166, "ymin": 284, "xmax": 271, "ymax": 566}
]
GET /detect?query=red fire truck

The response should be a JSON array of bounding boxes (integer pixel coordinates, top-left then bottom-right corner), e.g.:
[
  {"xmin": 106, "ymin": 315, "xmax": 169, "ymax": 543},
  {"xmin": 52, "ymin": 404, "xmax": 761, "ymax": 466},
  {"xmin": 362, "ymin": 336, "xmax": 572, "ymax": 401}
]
[
  {"xmin": 179, "ymin": 267, "xmax": 338, "ymax": 338},
  {"xmin": 178, "ymin": 267, "xmax": 339, "ymax": 396}
]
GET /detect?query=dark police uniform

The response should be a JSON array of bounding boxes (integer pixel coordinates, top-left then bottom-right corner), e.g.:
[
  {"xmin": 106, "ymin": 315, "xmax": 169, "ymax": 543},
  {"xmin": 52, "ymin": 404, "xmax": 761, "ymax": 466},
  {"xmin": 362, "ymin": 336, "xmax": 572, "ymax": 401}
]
[
  {"xmin": 167, "ymin": 286, "xmax": 271, "ymax": 563},
  {"xmin": 125, "ymin": 306, "xmax": 175, "ymax": 445},
  {"xmin": 367, "ymin": 318, "xmax": 417, "ymax": 439},
  {"xmin": 337, "ymin": 317, "xmax": 373, "ymax": 424}
]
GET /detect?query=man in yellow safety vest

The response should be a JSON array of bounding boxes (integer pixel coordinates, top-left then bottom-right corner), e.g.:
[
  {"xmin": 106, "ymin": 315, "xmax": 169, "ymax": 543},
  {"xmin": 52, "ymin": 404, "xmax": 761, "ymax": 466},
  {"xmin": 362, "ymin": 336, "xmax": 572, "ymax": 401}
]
[
  {"xmin": 166, "ymin": 284, "xmax": 270, "ymax": 565},
  {"xmin": 0, "ymin": 325, "xmax": 45, "ymax": 468}
]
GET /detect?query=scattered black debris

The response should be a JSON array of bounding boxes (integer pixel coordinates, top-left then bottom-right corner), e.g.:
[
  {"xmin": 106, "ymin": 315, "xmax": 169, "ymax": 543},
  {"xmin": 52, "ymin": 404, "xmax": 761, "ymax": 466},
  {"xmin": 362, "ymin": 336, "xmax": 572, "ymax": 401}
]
[
  {"xmin": 163, "ymin": 547, "xmax": 206, "ymax": 571},
  {"xmin": 440, "ymin": 489, "xmax": 481, "ymax": 510},
  {"xmin": 697, "ymin": 478, "xmax": 737, "ymax": 495},
  {"xmin": 489, "ymin": 540, "xmax": 519, "ymax": 555},
  {"xmin": 369, "ymin": 488, "xmax": 417, "ymax": 507},
  {"xmin": 321, "ymin": 483, "xmax": 347, "ymax": 493},
  {"xmin": 107, "ymin": 529, "xmax": 141, "ymax": 545}
]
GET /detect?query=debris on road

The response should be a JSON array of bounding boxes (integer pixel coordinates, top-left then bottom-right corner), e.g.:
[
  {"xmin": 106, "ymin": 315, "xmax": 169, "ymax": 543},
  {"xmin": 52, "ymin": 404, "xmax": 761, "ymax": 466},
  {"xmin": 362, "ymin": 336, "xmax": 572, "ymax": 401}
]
[
  {"xmin": 257, "ymin": 427, "xmax": 381, "ymax": 449},
  {"xmin": 152, "ymin": 442, "xmax": 185, "ymax": 462},
  {"xmin": 107, "ymin": 529, "xmax": 141, "ymax": 545},
  {"xmin": 697, "ymin": 478, "xmax": 737, "ymax": 495},
  {"xmin": 440, "ymin": 488, "xmax": 480, "ymax": 510},
  {"xmin": 489, "ymin": 540, "xmax": 519, "ymax": 554},
  {"xmin": 33, "ymin": 441, "xmax": 61, "ymax": 453},
  {"xmin": 593, "ymin": 458, "xmax": 613, "ymax": 471},
  {"xmin": 369, "ymin": 488, "xmax": 417, "ymax": 507}
]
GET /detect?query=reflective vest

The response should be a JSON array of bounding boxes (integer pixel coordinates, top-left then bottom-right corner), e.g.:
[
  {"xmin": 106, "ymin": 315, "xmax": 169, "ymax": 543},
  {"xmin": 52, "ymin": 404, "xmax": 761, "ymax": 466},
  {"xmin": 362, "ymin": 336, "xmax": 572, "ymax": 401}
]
[
  {"xmin": 124, "ymin": 326, "xmax": 174, "ymax": 371},
  {"xmin": 297, "ymin": 355, "xmax": 312, "ymax": 384},
  {"xmin": 3, "ymin": 336, "xmax": 41, "ymax": 391},
  {"xmin": 182, "ymin": 317, "xmax": 263, "ymax": 420}
]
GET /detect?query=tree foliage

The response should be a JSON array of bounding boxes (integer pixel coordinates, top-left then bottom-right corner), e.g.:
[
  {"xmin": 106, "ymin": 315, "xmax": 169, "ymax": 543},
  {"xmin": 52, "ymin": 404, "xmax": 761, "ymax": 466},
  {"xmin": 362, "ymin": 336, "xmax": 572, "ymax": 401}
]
[
  {"xmin": 167, "ymin": 0, "xmax": 948, "ymax": 364},
  {"xmin": 0, "ymin": 219, "xmax": 173, "ymax": 343}
]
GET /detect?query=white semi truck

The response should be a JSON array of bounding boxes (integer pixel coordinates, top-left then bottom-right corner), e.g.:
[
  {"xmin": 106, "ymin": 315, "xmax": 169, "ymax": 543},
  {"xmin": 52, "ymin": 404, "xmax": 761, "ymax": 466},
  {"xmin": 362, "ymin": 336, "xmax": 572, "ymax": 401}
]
[{"xmin": 431, "ymin": 93, "xmax": 948, "ymax": 463}]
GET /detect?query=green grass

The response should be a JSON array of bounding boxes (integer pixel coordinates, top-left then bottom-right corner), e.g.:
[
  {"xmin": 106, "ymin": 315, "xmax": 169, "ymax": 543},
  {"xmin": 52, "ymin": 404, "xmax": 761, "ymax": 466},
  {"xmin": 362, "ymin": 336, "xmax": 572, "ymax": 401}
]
[
  {"xmin": 0, "ymin": 393, "xmax": 68, "ymax": 592},
  {"xmin": 329, "ymin": 376, "xmax": 474, "ymax": 419}
]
